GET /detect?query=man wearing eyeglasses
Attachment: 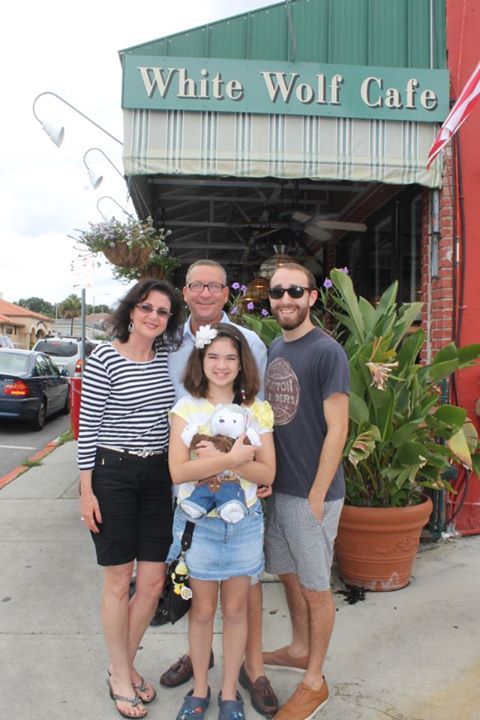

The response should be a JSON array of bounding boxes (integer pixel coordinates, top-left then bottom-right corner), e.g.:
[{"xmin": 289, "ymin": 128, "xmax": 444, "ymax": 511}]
[
  {"xmin": 263, "ymin": 263, "xmax": 350, "ymax": 720},
  {"xmin": 168, "ymin": 259, "xmax": 267, "ymax": 399},
  {"xmin": 163, "ymin": 259, "xmax": 279, "ymax": 717}
]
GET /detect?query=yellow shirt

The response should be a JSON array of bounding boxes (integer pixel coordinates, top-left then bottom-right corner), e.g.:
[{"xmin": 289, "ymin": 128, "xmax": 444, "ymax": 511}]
[{"xmin": 171, "ymin": 395, "xmax": 274, "ymax": 508}]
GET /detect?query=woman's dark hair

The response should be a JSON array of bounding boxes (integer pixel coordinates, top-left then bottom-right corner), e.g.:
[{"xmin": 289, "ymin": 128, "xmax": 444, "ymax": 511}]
[
  {"xmin": 110, "ymin": 278, "xmax": 183, "ymax": 348},
  {"xmin": 183, "ymin": 323, "xmax": 259, "ymax": 404}
]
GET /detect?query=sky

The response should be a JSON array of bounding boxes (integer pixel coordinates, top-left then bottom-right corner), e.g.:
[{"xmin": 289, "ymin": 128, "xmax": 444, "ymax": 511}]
[{"xmin": 0, "ymin": 0, "xmax": 271, "ymax": 310}]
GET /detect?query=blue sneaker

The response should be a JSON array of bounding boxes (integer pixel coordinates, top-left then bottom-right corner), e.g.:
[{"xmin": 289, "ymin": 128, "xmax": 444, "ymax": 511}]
[
  {"xmin": 218, "ymin": 691, "xmax": 245, "ymax": 720},
  {"xmin": 176, "ymin": 687, "xmax": 211, "ymax": 720}
]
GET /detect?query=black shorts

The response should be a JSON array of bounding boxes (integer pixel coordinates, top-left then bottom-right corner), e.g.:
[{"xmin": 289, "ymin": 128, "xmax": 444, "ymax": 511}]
[{"xmin": 91, "ymin": 448, "xmax": 173, "ymax": 567}]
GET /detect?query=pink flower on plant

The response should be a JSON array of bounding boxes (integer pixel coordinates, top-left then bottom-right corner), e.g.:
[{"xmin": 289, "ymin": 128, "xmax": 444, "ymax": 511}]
[
  {"xmin": 323, "ymin": 278, "xmax": 333, "ymax": 289},
  {"xmin": 231, "ymin": 282, "xmax": 240, "ymax": 290},
  {"xmin": 247, "ymin": 301, "xmax": 255, "ymax": 311},
  {"xmin": 261, "ymin": 309, "xmax": 270, "ymax": 317},
  {"xmin": 341, "ymin": 266, "xmax": 349, "ymax": 274},
  {"xmin": 230, "ymin": 307, "xmax": 238, "ymax": 315},
  {"xmin": 241, "ymin": 284, "xmax": 248, "ymax": 295}
]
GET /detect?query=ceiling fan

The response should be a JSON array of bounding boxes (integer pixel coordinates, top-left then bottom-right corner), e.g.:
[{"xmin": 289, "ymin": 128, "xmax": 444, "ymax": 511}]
[{"xmin": 290, "ymin": 211, "xmax": 367, "ymax": 242}]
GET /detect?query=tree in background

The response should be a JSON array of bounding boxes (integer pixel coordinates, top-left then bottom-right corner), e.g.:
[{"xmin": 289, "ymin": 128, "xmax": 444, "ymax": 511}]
[
  {"xmin": 16, "ymin": 297, "xmax": 55, "ymax": 317},
  {"xmin": 59, "ymin": 294, "xmax": 81, "ymax": 335},
  {"xmin": 86, "ymin": 304, "xmax": 111, "ymax": 315}
]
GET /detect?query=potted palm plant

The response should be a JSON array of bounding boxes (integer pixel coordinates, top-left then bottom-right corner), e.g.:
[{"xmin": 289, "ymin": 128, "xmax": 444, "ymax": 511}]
[{"xmin": 324, "ymin": 269, "xmax": 480, "ymax": 590}]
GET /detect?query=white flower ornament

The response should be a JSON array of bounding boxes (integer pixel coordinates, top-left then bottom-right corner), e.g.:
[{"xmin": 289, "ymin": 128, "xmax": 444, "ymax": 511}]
[{"xmin": 195, "ymin": 325, "xmax": 218, "ymax": 349}]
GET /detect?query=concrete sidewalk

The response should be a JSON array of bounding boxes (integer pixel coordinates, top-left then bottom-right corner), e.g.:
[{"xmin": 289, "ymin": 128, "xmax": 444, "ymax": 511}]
[{"xmin": 1, "ymin": 440, "xmax": 479, "ymax": 720}]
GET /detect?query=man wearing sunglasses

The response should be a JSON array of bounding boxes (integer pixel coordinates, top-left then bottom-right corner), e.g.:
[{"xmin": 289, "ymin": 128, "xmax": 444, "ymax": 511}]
[
  {"xmin": 263, "ymin": 263, "xmax": 350, "ymax": 720},
  {"xmin": 162, "ymin": 259, "xmax": 279, "ymax": 717}
]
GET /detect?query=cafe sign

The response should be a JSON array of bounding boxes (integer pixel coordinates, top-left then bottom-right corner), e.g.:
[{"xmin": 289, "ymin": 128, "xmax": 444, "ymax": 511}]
[{"xmin": 122, "ymin": 55, "xmax": 449, "ymax": 122}]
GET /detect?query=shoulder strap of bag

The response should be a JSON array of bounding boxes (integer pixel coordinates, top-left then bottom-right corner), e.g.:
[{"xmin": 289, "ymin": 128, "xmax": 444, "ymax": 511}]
[{"xmin": 180, "ymin": 520, "xmax": 195, "ymax": 553}]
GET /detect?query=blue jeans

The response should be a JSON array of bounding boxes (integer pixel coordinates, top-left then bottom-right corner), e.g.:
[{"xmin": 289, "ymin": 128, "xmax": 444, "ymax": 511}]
[{"xmin": 180, "ymin": 481, "xmax": 247, "ymax": 520}]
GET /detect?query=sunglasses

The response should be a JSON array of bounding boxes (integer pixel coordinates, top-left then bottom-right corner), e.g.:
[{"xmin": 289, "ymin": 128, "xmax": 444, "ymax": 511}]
[
  {"xmin": 136, "ymin": 303, "xmax": 172, "ymax": 318},
  {"xmin": 268, "ymin": 286, "xmax": 311, "ymax": 300}
]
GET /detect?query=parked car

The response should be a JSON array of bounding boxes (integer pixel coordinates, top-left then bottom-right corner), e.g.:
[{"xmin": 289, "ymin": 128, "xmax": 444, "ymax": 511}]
[
  {"xmin": 0, "ymin": 335, "xmax": 14, "ymax": 349},
  {"xmin": 32, "ymin": 336, "xmax": 96, "ymax": 376},
  {"xmin": 0, "ymin": 348, "xmax": 70, "ymax": 430}
]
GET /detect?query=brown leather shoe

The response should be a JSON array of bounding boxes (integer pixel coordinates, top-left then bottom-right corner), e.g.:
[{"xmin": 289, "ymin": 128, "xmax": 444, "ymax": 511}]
[
  {"xmin": 159, "ymin": 651, "xmax": 214, "ymax": 688},
  {"xmin": 239, "ymin": 663, "xmax": 279, "ymax": 717},
  {"xmin": 262, "ymin": 646, "xmax": 308, "ymax": 672},
  {"xmin": 275, "ymin": 679, "xmax": 329, "ymax": 720}
]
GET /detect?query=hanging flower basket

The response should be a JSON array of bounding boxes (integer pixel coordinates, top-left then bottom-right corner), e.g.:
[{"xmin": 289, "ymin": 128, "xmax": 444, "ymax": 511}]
[
  {"xmin": 102, "ymin": 242, "xmax": 152, "ymax": 268},
  {"xmin": 74, "ymin": 215, "xmax": 179, "ymax": 280}
]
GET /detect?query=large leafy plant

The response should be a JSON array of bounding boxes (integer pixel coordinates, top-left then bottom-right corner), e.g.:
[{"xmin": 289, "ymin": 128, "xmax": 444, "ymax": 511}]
[{"xmin": 327, "ymin": 269, "xmax": 480, "ymax": 507}]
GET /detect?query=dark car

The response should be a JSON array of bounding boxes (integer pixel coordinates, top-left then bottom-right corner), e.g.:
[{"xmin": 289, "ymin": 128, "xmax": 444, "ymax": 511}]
[{"xmin": 0, "ymin": 348, "xmax": 70, "ymax": 430}]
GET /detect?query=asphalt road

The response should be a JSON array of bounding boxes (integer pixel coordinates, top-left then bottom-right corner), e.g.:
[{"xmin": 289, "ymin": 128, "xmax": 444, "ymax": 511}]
[{"xmin": 0, "ymin": 413, "xmax": 70, "ymax": 478}]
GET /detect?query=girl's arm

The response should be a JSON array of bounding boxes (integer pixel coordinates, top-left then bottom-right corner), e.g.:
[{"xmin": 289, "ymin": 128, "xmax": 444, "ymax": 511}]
[
  {"xmin": 168, "ymin": 414, "xmax": 256, "ymax": 484},
  {"xmin": 233, "ymin": 432, "xmax": 276, "ymax": 486}
]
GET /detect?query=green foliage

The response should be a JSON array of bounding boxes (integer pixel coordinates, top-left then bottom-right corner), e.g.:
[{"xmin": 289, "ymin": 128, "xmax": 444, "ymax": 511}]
[
  {"xmin": 59, "ymin": 294, "xmax": 81, "ymax": 334},
  {"xmin": 326, "ymin": 269, "xmax": 480, "ymax": 508},
  {"xmin": 16, "ymin": 297, "xmax": 55, "ymax": 317}
]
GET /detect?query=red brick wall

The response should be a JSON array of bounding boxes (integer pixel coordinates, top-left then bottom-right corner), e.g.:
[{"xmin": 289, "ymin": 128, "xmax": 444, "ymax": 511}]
[{"xmin": 420, "ymin": 151, "xmax": 455, "ymax": 363}]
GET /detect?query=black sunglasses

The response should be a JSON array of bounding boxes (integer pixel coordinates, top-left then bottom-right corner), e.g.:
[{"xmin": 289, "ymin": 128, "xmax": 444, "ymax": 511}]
[{"xmin": 268, "ymin": 286, "xmax": 311, "ymax": 300}]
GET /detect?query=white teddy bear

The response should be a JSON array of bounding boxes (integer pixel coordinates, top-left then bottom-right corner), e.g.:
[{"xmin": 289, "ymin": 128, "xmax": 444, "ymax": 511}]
[{"xmin": 179, "ymin": 404, "xmax": 261, "ymax": 523}]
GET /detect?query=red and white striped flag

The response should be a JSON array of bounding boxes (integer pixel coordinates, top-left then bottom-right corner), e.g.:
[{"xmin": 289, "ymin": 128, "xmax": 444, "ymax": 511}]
[{"xmin": 427, "ymin": 60, "xmax": 480, "ymax": 169}]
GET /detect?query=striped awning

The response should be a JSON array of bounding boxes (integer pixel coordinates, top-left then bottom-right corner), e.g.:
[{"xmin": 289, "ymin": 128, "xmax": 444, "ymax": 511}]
[{"xmin": 123, "ymin": 109, "xmax": 442, "ymax": 188}]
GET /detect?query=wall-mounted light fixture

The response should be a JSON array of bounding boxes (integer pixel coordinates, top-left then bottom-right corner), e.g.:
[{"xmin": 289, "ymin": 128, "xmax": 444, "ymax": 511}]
[
  {"xmin": 32, "ymin": 91, "xmax": 123, "ymax": 147},
  {"xmin": 84, "ymin": 147, "xmax": 124, "ymax": 190}
]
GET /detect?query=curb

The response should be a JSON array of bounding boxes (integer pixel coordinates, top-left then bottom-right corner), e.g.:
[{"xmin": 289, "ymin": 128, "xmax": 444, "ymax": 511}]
[{"xmin": 0, "ymin": 438, "xmax": 61, "ymax": 490}]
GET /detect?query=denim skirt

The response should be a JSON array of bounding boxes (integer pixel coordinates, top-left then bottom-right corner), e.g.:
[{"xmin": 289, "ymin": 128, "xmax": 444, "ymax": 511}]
[{"xmin": 167, "ymin": 501, "xmax": 264, "ymax": 581}]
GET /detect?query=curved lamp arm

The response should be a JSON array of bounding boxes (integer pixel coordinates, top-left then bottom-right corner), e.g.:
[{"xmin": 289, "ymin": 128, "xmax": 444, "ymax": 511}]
[
  {"xmin": 96, "ymin": 196, "xmax": 133, "ymax": 220},
  {"xmin": 32, "ymin": 91, "xmax": 123, "ymax": 147},
  {"xmin": 84, "ymin": 147, "xmax": 125, "ymax": 189}
]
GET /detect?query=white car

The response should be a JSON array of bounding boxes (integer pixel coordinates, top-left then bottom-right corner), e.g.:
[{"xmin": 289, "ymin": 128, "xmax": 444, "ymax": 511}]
[
  {"xmin": 32, "ymin": 336, "xmax": 97, "ymax": 376},
  {"xmin": 0, "ymin": 335, "xmax": 15, "ymax": 349}
]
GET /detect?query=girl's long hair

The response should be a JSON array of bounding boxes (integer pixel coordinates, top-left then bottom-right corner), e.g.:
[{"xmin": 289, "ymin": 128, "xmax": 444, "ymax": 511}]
[{"xmin": 183, "ymin": 323, "xmax": 259, "ymax": 404}]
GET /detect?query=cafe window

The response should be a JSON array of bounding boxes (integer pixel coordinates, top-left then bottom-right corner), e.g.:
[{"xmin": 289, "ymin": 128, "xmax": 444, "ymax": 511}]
[{"xmin": 336, "ymin": 186, "xmax": 422, "ymax": 306}]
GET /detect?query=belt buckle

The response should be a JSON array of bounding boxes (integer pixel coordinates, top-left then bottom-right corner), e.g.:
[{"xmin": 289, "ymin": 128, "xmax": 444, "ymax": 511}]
[{"xmin": 130, "ymin": 449, "xmax": 151, "ymax": 458}]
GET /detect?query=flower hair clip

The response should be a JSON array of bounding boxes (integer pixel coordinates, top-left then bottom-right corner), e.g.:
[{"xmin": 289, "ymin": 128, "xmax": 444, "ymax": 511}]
[{"xmin": 195, "ymin": 325, "xmax": 218, "ymax": 349}]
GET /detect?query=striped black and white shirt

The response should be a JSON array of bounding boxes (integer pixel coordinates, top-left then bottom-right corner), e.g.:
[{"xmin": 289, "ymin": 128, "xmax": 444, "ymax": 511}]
[{"xmin": 78, "ymin": 342, "xmax": 175, "ymax": 470}]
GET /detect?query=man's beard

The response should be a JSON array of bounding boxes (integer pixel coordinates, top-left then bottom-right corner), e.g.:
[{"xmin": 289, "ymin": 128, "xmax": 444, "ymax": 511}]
[{"xmin": 271, "ymin": 303, "xmax": 309, "ymax": 330}]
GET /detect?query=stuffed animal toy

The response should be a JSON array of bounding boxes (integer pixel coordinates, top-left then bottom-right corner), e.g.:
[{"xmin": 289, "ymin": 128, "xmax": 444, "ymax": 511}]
[{"xmin": 180, "ymin": 404, "xmax": 261, "ymax": 523}]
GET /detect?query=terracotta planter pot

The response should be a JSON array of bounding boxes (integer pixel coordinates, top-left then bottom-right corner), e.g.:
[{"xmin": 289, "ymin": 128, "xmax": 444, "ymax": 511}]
[
  {"xmin": 102, "ymin": 243, "xmax": 151, "ymax": 268},
  {"xmin": 335, "ymin": 496, "xmax": 433, "ymax": 592}
]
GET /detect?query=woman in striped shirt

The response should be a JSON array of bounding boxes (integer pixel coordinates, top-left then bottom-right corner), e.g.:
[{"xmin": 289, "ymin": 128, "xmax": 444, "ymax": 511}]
[{"xmin": 78, "ymin": 278, "xmax": 183, "ymax": 719}]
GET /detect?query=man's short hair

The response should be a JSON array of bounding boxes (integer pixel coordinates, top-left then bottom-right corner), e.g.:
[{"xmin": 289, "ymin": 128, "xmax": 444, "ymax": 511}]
[
  {"xmin": 185, "ymin": 260, "xmax": 227, "ymax": 286},
  {"xmin": 270, "ymin": 262, "xmax": 316, "ymax": 290}
]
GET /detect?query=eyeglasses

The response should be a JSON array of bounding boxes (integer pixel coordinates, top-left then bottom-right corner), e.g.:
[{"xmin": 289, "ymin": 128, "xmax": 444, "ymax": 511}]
[
  {"xmin": 136, "ymin": 303, "xmax": 172, "ymax": 318},
  {"xmin": 268, "ymin": 286, "xmax": 311, "ymax": 300},
  {"xmin": 186, "ymin": 282, "xmax": 226, "ymax": 294}
]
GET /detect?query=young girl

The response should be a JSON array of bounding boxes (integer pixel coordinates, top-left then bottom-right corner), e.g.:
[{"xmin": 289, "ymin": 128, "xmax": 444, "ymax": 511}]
[{"xmin": 167, "ymin": 323, "xmax": 275, "ymax": 720}]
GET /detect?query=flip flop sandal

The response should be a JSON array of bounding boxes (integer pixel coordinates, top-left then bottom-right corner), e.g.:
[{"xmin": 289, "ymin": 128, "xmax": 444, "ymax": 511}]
[
  {"xmin": 133, "ymin": 676, "xmax": 157, "ymax": 704},
  {"xmin": 107, "ymin": 678, "xmax": 148, "ymax": 719}
]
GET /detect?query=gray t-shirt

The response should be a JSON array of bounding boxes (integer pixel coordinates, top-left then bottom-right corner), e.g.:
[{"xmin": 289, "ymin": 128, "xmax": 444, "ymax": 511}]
[{"xmin": 265, "ymin": 328, "xmax": 350, "ymax": 501}]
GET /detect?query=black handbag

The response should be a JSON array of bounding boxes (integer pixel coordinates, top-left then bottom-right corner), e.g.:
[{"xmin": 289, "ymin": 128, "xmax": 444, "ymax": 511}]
[{"xmin": 150, "ymin": 521, "xmax": 195, "ymax": 626}]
